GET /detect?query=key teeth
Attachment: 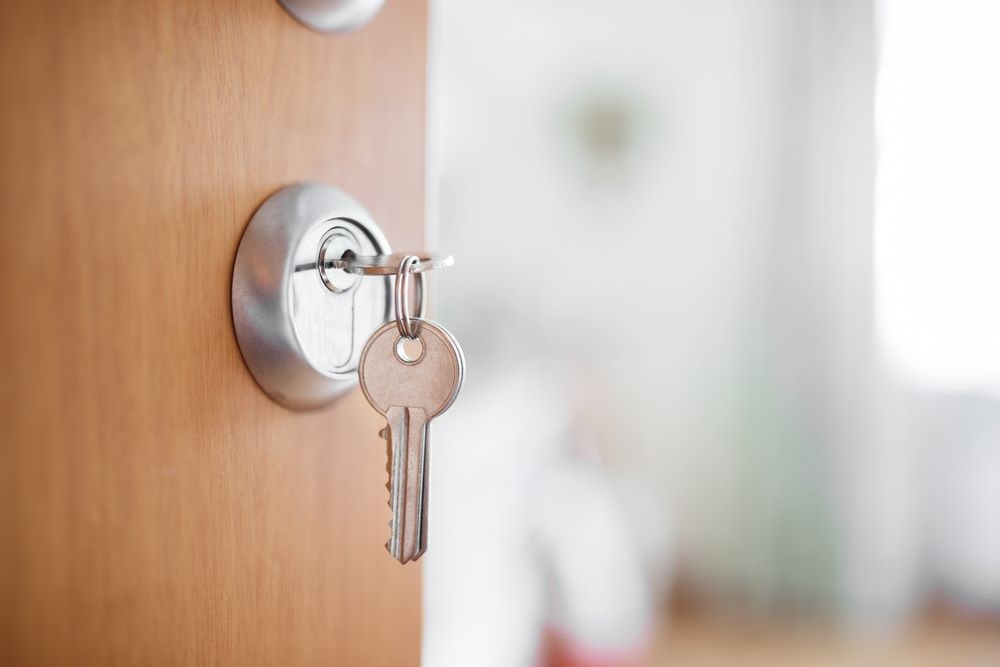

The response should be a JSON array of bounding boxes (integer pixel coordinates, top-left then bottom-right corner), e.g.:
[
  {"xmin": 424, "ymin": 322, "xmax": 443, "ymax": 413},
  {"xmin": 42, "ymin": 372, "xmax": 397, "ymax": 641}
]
[
  {"xmin": 380, "ymin": 424, "xmax": 394, "ymax": 539},
  {"xmin": 380, "ymin": 425, "xmax": 392, "ymax": 494}
]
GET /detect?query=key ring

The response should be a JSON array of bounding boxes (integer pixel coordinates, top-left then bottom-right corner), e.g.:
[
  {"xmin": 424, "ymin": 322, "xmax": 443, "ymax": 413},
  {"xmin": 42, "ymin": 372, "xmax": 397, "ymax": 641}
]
[
  {"xmin": 329, "ymin": 252, "xmax": 454, "ymax": 276},
  {"xmin": 394, "ymin": 255, "xmax": 423, "ymax": 339}
]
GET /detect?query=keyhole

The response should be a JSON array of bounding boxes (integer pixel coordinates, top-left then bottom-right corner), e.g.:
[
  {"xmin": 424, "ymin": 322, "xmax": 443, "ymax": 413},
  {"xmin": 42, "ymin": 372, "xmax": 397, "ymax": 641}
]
[
  {"xmin": 395, "ymin": 336, "xmax": 424, "ymax": 364},
  {"xmin": 318, "ymin": 231, "xmax": 361, "ymax": 293}
]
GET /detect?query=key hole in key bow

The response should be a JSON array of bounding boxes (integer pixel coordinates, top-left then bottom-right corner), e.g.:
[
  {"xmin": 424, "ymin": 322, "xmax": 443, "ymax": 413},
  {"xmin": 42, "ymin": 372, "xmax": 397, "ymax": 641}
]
[{"xmin": 395, "ymin": 336, "xmax": 425, "ymax": 364}]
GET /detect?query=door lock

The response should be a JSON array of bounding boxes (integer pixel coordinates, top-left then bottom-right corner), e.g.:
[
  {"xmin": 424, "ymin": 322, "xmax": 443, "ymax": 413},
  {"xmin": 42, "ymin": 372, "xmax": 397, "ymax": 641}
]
[{"xmin": 231, "ymin": 182, "xmax": 450, "ymax": 410}]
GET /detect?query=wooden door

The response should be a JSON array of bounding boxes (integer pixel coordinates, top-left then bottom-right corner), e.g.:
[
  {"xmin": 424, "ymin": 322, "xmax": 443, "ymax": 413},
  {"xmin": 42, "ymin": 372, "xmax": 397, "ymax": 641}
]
[{"xmin": 0, "ymin": 1, "xmax": 426, "ymax": 664}]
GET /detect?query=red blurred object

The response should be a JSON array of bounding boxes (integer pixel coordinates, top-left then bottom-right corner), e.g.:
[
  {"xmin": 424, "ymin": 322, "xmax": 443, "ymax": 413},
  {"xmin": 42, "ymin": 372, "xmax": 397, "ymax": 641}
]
[{"xmin": 542, "ymin": 626, "xmax": 651, "ymax": 667}]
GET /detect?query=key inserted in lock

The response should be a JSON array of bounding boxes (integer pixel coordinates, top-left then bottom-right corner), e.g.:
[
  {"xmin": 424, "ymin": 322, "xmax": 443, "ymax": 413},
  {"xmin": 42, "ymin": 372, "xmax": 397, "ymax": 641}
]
[{"xmin": 317, "ymin": 228, "xmax": 363, "ymax": 293}]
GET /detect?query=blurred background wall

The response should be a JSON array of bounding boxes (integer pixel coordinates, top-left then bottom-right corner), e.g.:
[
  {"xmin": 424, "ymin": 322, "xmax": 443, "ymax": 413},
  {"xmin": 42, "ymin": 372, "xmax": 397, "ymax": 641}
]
[{"xmin": 422, "ymin": 1, "xmax": 1000, "ymax": 665}]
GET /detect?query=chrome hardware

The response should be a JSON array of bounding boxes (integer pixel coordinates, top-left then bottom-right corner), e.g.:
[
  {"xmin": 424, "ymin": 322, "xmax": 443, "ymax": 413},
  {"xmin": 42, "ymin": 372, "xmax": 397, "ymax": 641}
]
[
  {"xmin": 393, "ymin": 255, "xmax": 422, "ymax": 339},
  {"xmin": 232, "ymin": 183, "xmax": 390, "ymax": 409},
  {"xmin": 277, "ymin": 0, "xmax": 385, "ymax": 33},
  {"xmin": 232, "ymin": 182, "xmax": 452, "ymax": 410}
]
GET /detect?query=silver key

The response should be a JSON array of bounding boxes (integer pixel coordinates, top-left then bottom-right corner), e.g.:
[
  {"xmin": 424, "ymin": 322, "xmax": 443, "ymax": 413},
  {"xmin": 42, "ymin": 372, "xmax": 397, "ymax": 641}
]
[{"xmin": 359, "ymin": 318, "xmax": 465, "ymax": 563}]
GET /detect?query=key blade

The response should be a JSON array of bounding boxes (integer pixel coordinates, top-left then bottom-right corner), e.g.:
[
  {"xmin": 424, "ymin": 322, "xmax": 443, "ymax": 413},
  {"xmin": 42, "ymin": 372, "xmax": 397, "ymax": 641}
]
[{"xmin": 384, "ymin": 405, "xmax": 430, "ymax": 564}]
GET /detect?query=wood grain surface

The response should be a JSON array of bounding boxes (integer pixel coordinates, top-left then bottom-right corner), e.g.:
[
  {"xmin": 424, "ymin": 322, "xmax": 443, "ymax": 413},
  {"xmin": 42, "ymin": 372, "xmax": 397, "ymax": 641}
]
[{"xmin": 0, "ymin": 0, "xmax": 426, "ymax": 664}]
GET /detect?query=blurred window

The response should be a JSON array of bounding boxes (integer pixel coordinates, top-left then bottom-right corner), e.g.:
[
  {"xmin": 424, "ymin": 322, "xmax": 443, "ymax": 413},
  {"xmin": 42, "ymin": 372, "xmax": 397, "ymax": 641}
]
[{"xmin": 876, "ymin": 1, "xmax": 1000, "ymax": 395}]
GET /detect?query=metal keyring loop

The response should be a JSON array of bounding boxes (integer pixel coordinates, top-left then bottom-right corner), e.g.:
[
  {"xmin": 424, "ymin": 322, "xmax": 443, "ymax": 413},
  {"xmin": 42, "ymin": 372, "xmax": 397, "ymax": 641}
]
[{"xmin": 394, "ymin": 255, "xmax": 423, "ymax": 339}]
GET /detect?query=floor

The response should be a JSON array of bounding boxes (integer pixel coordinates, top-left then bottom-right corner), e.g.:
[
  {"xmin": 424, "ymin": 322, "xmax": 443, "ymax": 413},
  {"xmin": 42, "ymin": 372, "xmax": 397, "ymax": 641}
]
[{"xmin": 648, "ymin": 612, "xmax": 1000, "ymax": 667}]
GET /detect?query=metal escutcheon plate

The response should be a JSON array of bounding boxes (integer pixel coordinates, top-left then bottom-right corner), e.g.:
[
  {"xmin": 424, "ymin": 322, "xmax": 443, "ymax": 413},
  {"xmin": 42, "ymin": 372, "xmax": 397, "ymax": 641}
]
[{"xmin": 232, "ymin": 183, "xmax": 391, "ymax": 409}]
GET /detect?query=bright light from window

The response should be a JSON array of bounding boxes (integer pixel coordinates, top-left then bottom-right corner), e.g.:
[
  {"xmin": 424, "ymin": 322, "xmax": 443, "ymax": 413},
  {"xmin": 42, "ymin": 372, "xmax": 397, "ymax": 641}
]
[{"xmin": 877, "ymin": 0, "xmax": 1000, "ymax": 395}]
